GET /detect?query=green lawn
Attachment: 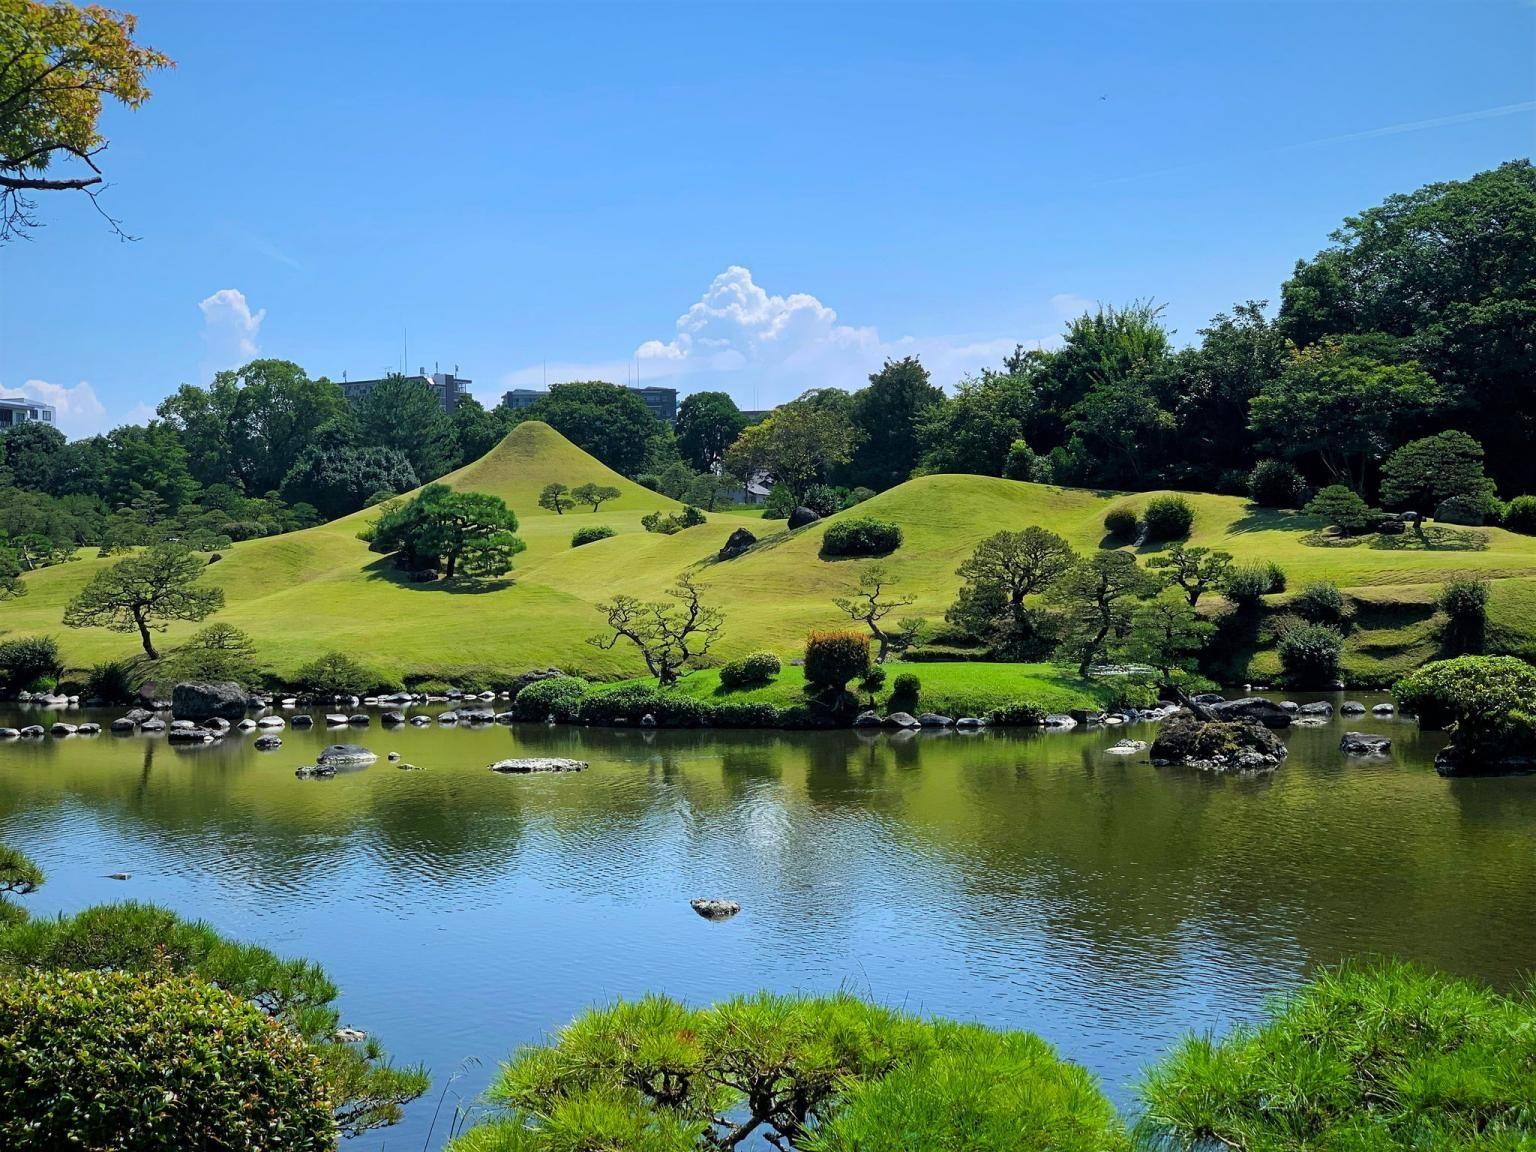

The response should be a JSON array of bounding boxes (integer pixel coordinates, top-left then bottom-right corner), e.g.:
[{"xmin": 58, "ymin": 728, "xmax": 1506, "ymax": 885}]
[{"xmin": 9, "ymin": 421, "xmax": 1536, "ymax": 685}]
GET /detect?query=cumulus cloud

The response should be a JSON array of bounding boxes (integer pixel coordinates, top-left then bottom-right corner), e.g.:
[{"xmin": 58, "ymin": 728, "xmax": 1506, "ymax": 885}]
[
  {"xmin": 198, "ymin": 288, "xmax": 265, "ymax": 371},
  {"xmin": 499, "ymin": 266, "xmax": 1058, "ymax": 409},
  {"xmin": 0, "ymin": 379, "xmax": 109, "ymax": 437}
]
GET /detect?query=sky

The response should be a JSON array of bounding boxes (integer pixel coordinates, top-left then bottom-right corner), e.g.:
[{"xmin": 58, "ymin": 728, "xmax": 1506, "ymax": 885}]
[{"xmin": 2, "ymin": 0, "xmax": 1533, "ymax": 437}]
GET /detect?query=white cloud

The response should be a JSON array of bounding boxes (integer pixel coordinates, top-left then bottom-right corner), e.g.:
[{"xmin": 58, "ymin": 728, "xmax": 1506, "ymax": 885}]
[
  {"xmin": 0, "ymin": 379, "xmax": 109, "ymax": 437},
  {"xmin": 497, "ymin": 266, "xmax": 1059, "ymax": 409},
  {"xmin": 198, "ymin": 288, "xmax": 265, "ymax": 372}
]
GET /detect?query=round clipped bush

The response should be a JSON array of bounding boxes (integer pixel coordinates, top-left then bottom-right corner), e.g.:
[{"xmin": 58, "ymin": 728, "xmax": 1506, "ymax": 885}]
[
  {"xmin": 890, "ymin": 672, "xmax": 921, "ymax": 702},
  {"xmin": 1223, "ymin": 563, "xmax": 1274, "ymax": 606},
  {"xmin": 512, "ymin": 675, "xmax": 589, "ymax": 722},
  {"xmin": 719, "ymin": 651, "xmax": 781, "ymax": 691},
  {"xmin": 1276, "ymin": 620, "xmax": 1343, "ymax": 686},
  {"xmin": 820, "ymin": 518, "xmax": 903, "ymax": 558},
  {"xmin": 1103, "ymin": 507, "xmax": 1138, "ymax": 539},
  {"xmin": 289, "ymin": 650, "xmax": 381, "ymax": 696},
  {"xmin": 1436, "ymin": 493, "xmax": 1490, "ymax": 526},
  {"xmin": 570, "ymin": 525, "xmax": 616, "ymax": 548},
  {"xmin": 1248, "ymin": 458, "xmax": 1307, "ymax": 508},
  {"xmin": 985, "ymin": 699, "xmax": 1047, "ymax": 726},
  {"xmin": 1502, "ymin": 494, "xmax": 1536, "ymax": 536},
  {"xmin": 1291, "ymin": 580, "xmax": 1351, "ymax": 627},
  {"xmin": 804, "ymin": 630, "xmax": 871, "ymax": 691},
  {"xmin": 1396, "ymin": 656, "xmax": 1536, "ymax": 766},
  {"xmin": 1142, "ymin": 494, "xmax": 1194, "ymax": 541},
  {"xmin": 0, "ymin": 968, "xmax": 335, "ymax": 1151}
]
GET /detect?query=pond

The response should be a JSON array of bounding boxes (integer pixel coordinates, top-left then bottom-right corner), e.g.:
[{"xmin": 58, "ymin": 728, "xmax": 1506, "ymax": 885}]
[{"xmin": 3, "ymin": 699, "xmax": 1535, "ymax": 1147}]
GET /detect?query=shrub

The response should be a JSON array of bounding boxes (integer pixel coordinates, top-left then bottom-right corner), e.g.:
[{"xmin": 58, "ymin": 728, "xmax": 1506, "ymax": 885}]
[
  {"xmin": 1291, "ymin": 579, "xmax": 1351, "ymax": 626},
  {"xmin": 709, "ymin": 701, "xmax": 784, "ymax": 728},
  {"xmin": 843, "ymin": 486, "xmax": 876, "ymax": 508},
  {"xmin": 580, "ymin": 685, "xmax": 710, "ymax": 727},
  {"xmin": 1103, "ymin": 507, "xmax": 1138, "ymax": 539},
  {"xmin": 985, "ymin": 699, "xmax": 1047, "ymax": 726},
  {"xmin": 570, "ymin": 524, "xmax": 616, "ymax": 548},
  {"xmin": 804, "ymin": 630, "xmax": 871, "ymax": 691},
  {"xmin": 1142, "ymin": 494, "xmax": 1194, "ymax": 540},
  {"xmin": 0, "ymin": 635, "xmax": 61, "ymax": 695},
  {"xmin": 159, "ymin": 622, "xmax": 262, "ymax": 685},
  {"xmin": 0, "ymin": 968, "xmax": 336, "ymax": 1151},
  {"xmin": 1502, "ymin": 494, "xmax": 1536, "ymax": 535},
  {"xmin": 1438, "ymin": 576, "xmax": 1490, "ymax": 655},
  {"xmin": 718, "ymin": 651, "xmax": 781, "ymax": 690},
  {"xmin": 890, "ymin": 672, "xmax": 921, "ymax": 703},
  {"xmin": 1137, "ymin": 960, "xmax": 1536, "ymax": 1152},
  {"xmin": 1247, "ymin": 458, "xmax": 1307, "ymax": 507},
  {"xmin": 641, "ymin": 506, "xmax": 707, "ymax": 535},
  {"xmin": 1435, "ymin": 493, "xmax": 1492, "ymax": 526},
  {"xmin": 1106, "ymin": 677, "xmax": 1160, "ymax": 711},
  {"xmin": 1396, "ymin": 656, "xmax": 1536, "ymax": 762},
  {"xmin": 84, "ymin": 659, "xmax": 143, "ymax": 704},
  {"xmin": 289, "ymin": 650, "xmax": 381, "ymax": 696},
  {"xmin": 763, "ymin": 484, "xmax": 795, "ymax": 519},
  {"xmin": 802, "ymin": 484, "xmax": 846, "ymax": 517},
  {"xmin": 1003, "ymin": 439, "xmax": 1053, "ymax": 482},
  {"xmin": 1263, "ymin": 560, "xmax": 1287, "ymax": 593},
  {"xmin": 1305, "ymin": 484, "xmax": 1376, "ymax": 535},
  {"xmin": 1275, "ymin": 619, "xmax": 1343, "ymax": 686},
  {"xmin": 821, "ymin": 518, "xmax": 903, "ymax": 558},
  {"xmin": 512, "ymin": 675, "xmax": 589, "ymax": 722},
  {"xmin": 1221, "ymin": 563, "xmax": 1272, "ymax": 606}
]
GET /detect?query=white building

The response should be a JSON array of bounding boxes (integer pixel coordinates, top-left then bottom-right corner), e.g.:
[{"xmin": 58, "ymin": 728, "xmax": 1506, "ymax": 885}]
[{"xmin": 0, "ymin": 397, "xmax": 57, "ymax": 429}]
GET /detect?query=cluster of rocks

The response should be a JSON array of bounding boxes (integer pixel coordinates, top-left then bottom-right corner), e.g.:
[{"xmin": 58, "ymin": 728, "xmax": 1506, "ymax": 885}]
[
  {"xmin": 488, "ymin": 757, "xmax": 587, "ymax": 774},
  {"xmin": 1150, "ymin": 714, "xmax": 1290, "ymax": 774},
  {"xmin": 294, "ymin": 744, "xmax": 378, "ymax": 779}
]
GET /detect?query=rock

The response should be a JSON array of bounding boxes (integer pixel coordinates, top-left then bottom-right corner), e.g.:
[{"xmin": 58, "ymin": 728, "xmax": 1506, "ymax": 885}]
[
  {"xmin": 325, "ymin": 713, "xmax": 349, "ymax": 726},
  {"xmin": 1069, "ymin": 708, "xmax": 1102, "ymax": 726},
  {"xmin": 640, "ymin": 713, "xmax": 657, "ymax": 727},
  {"xmin": 1340, "ymin": 701, "xmax": 1367, "ymax": 716},
  {"xmin": 690, "ymin": 898, "xmax": 740, "ymax": 920},
  {"xmin": 437, "ymin": 711, "xmax": 458, "ymax": 724},
  {"xmin": 387, "ymin": 751, "xmax": 400, "ymax": 761},
  {"xmin": 787, "ymin": 506, "xmax": 821, "ymax": 530},
  {"xmin": 138, "ymin": 718, "xmax": 165, "ymax": 732},
  {"xmin": 1340, "ymin": 732, "xmax": 1391, "ymax": 756},
  {"xmin": 77, "ymin": 723, "xmax": 101, "ymax": 735},
  {"xmin": 106, "ymin": 872, "xmax": 131, "ymax": 881},
  {"xmin": 170, "ymin": 719, "xmax": 196, "ymax": 730},
  {"xmin": 1208, "ymin": 697, "xmax": 1293, "ymax": 729},
  {"xmin": 256, "ymin": 716, "xmax": 285, "ymax": 729},
  {"xmin": 207, "ymin": 717, "xmax": 231, "ymax": 732},
  {"xmin": 18, "ymin": 725, "xmax": 45, "ymax": 737},
  {"xmin": 1105, "ymin": 739, "xmax": 1147, "ymax": 755},
  {"xmin": 1293, "ymin": 714, "xmax": 1329, "ymax": 727},
  {"xmin": 494, "ymin": 711, "xmax": 517, "ymax": 723},
  {"xmin": 291, "ymin": 714, "xmax": 314, "ymax": 728},
  {"xmin": 110, "ymin": 717, "xmax": 137, "ymax": 732},
  {"xmin": 381, "ymin": 710, "xmax": 405, "ymax": 726},
  {"xmin": 49, "ymin": 722, "xmax": 77, "ymax": 736},
  {"xmin": 1280, "ymin": 700, "xmax": 1299, "ymax": 713},
  {"xmin": 167, "ymin": 726, "xmax": 219, "ymax": 743},
  {"xmin": 348, "ymin": 714, "xmax": 370, "ymax": 726},
  {"xmin": 853, "ymin": 710, "xmax": 883, "ymax": 728},
  {"xmin": 1434, "ymin": 745, "xmax": 1536, "ymax": 778},
  {"xmin": 718, "ymin": 527, "xmax": 758, "ymax": 561},
  {"xmin": 1192, "ymin": 692, "xmax": 1226, "ymax": 705},
  {"xmin": 0, "ymin": 729, "xmax": 17, "ymax": 739},
  {"xmin": 318, "ymin": 744, "xmax": 377, "ymax": 766},
  {"xmin": 124, "ymin": 708, "xmax": 155, "ymax": 725},
  {"xmin": 1297, "ymin": 701, "xmax": 1334, "ymax": 717},
  {"xmin": 396, "ymin": 762, "xmax": 422, "ymax": 771},
  {"xmin": 253, "ymin": 734, "xmax": 283, "ymax": 750},
  {"xmin": 1372, "ymin": 703, "xmax": 1394, "ymax": 715},
  {"xmin": 459, "ymin": 708, "xmax": 495, "ymax": 723},
  {"xmin": 1043, "ymin": 714, "xmax": 1078, "ymax": 729},
  {"xmin": 955, "ymin": 716, "xmax": 985, "ymax": 728},
  {"xmin": 884, "ymin": 712, "xmax": 921, "ymax": 728},
  {"xmin": 334, "ymin": 1027, "xmax": 368, "ymax": 1043},
  {"xmin": 409, "ymin": 715, "xmax": 432, "ymax": 726},
  {"xmin": 489, "ymin": 757, "xmax": 587, "ymax": 774},
  {"xmin": 172, "ymin": 681, "xmax": 248, "ymax": 722},
  {"xmin": 1149, "ymin": 715, "xmax": 1288, "ymax": 773},
  {"xmin": 235, "ymin": 718, "xmax": 258, "ymax": 731},
  {"xmin": 294, "ymin": 764, "xmax": 336, "ymax": 779},
  {"xmin": 918, "ymin": 713, "xmax": 954, "ymax": 727}
]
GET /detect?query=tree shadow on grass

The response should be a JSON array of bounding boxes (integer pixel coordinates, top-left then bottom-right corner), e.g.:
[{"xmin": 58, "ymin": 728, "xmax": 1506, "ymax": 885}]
[
  {"xmin": 1224, "ymin": 505, "xmax": 1320, "ymax": 537},
  {"xmin": 360, "ymin": 555, "xmax": 514, "ymax": 595}
]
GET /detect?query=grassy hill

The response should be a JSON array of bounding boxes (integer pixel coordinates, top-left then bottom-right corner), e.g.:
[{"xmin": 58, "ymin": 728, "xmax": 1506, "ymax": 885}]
[{"xmin": 9, "ymin": 421, "xmax": 1536, "ymax": 687}]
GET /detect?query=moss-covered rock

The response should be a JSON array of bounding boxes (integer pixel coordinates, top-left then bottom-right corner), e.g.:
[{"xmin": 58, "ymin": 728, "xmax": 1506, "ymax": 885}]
[{"xmin": 1150, "ymin": 714, "xmax": 1288, "ymax": 773}]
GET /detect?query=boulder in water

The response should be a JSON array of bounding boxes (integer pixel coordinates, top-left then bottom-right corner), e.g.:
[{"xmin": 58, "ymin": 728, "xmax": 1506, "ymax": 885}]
[
  {"xmin": 172, "ymin": 681, "xmax": 248, "ymax": 722},
  {"xmin": 690, "ymin": 899, "xmax": 740, "ymax": 921},
  {"xmin": 1150, "ymin": 715, "xmax": 1288, "ymax": 773}
]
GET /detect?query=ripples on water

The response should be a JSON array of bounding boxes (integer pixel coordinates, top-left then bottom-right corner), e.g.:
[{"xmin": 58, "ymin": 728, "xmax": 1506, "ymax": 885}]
[{"xmin": 3, "ymin": 698, "xmax": 1535, "ymax": 1147}]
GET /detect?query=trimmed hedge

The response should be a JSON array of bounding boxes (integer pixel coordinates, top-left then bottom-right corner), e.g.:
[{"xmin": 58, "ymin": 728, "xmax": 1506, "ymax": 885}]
[
  {"xmin": 804, "ymin": 630, "xmax": 872, "ymax": 690},
  {"xmin": 820, "ymin": 518, "xmax": 903, "ymax": 558},
  {"xmin": 512, "ymin": 675, "xmax": 589, "ymax": 722},
  {"xmin": 570, "ymin": 525, "xmax": 616, "ymax": 548},
  {"xmin": 719, "ymin": 651, "xmax": 781, "ymax": 690},
  {"xmin": 1103, "ymin": 507, "xmax": 1138, "ymax": 538},
  {"xmin": 986, "ymin": 699, "xmax": 1048, "ymax": 726},
  {"xmin": 1503, "ymin": 494, "xmax": 1536, "ymax": 535},
  {"xmin": 1142, "ymin": 494, "xmax": 1194, "ymax": 540}
]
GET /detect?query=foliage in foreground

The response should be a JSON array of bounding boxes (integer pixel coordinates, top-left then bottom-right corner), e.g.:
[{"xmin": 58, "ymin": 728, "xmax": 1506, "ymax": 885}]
[
  {"xmin": 1137, "ymin": 959, "xmax": 1536, "ymax": 1151},
  {"xmin": 0, "ymin": 968, "xmax": 336, "ymax": 1151},
  {"xmin": 0, "ymin": 900, "xmax": 428, "ymax": 1136},
  {"xmin": 1395, "ymin": 655, "xmax": 1536, "ymax": 763},
  {"xmin": 447, "ymin": 992, "xmax": 1125, "ymax": 1152}
]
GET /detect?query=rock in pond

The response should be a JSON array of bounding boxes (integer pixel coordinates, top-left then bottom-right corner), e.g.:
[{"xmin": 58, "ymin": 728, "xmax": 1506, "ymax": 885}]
[
  {"xmin": 317, "ymin": 743, "xmax": 377, "ymax": 766},
  {"xmin": 690, "ymin": 898, "xmax": 741, "ymax": 921},
  {"xmin": 1043, "ymin": 714, "xmax": 1078, "ymax": 729},
  {"xmin": 459, "ymin": 708, "xmax": 495, "ymax": 724},
  {"xmin": 138, "ymin": 718, "xmax": 165, "ymax": 732},
  {"xmin": 109, "ymin": 717, "xmax": 137, "ymax": 732},
  {"xmin": 167, "ymin": 726, "xmax": 220, "ymax": 744},
  {"xmin": 853, "ymin": 711, "xmax": 883, "ymax": 728},
  {"xmin": 291, "ymin": 714, "xmax": 314, "ymax": 728},
  {"xmin": 1339, "ymin": 732, "xmax": 1391, "ymax": 756},
  {"xmin": 172, "ymin": 681, "xmax": 248, "ymax": 722},
  {"xmin": 348, "ymin": 714, "xmax": 370, "ymax": 726},
  {"xmin": 0, "ymin": 729, "xmax": 17, "ymax": 739},
  {"xmin": 1208, "ymin": 697, "xmax": 1292, "ymax": 728},
  {"xmin": 1150, "ymin": 715, "xmax": 1288, "ymax": 773},
  {"xmin": 918, "ymin": 713, "xmax": 954, "ymax": 728},
  {"xmin": 409, "ymin": 715, "xmax": 432, "ymax": 726},
  {"xmin": 1434, "ymin": 745, "xmax": 1536, "ymax": 778},
  {"xmin": 18, "ymin": 725, "xmax": 45, "ymax": 738},
  {"xmin": 254, "ymin": 734, "xmax": 283, "ymax": 750},
  {"xmin": 1105, "ymin": 739, "xmax": 1147, "ymax": 755},
  {"xmin": 124, "ymin": 707, "xmax": 155, "ymax": 725},
  {"xmin": 1297, "ymin": 701, "xmax": 1334, "ymax": 717},
  {"xmin": 324, "ymin": 714, "xmax": 349, "ymax": 726},
  {"xmin": 488, "ymin": 757, "xmax": 587, "ymax": 774},
  {"xmin": 885, "ymin": 712, "xmax": 921, "ymax": 729},
  {"xmin": 76, "ymin": 723, "xmax": 101, "ymax": 735},
  {"xmin": 381, "ymin": 711, "xmax": 405, "ymax": 726},
  {"xmin": 1372, "ymin": 703, "xmax": 1395, "ymax": 716},
  {"xmin": 49, "ymin": 722, "xmax": 77, "ymax": 736},
  {"xmin": 256, "ymin": 716, "xmax": 285, "ymax": 729},
  {"xmin": 955, "ymin": 716, "xmax": 986, "ymax": 729},
  {"xmin": 1340, "ymin": 701, "xmax": 1367, "ymax": 716}
]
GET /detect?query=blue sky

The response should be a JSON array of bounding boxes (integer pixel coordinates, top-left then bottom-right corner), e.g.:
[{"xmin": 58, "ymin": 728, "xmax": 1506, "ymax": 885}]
[{"xmin": 2, "ymin": 0, "xmax": 1533, "ymax": 435}]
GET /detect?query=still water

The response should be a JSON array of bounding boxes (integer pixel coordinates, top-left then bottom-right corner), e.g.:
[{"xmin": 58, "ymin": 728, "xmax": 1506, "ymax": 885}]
[{"xmin": 2, "ymin": 700, "xmax": 1535, "ymax": 1146}]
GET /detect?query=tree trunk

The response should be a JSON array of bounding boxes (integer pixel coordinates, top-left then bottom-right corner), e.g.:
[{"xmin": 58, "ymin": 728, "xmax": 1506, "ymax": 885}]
[{"xmin": 136, "ymin": 612, "xmax": 158, "ymax": 660}]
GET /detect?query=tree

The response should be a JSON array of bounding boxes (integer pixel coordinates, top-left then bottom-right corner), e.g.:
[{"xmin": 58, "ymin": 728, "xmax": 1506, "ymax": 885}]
[
  {"xmin": 589, "ymin": 574, "xmax": 724, "ymax": 685},
  {"xmin": 159, "ymin": 622, "xmax": 261, "ymax": 684},
  {"xmin": 0, "ymin": 841, "xmax": 41, "ymax": 925},
  {"xmin": 1279, "ymin": 160, "xmax": 1536, "ymax": 494},
  {"xmin": 511, "ymin": 381, "xmax": 661, "ymax": 477},
  {"xmin": 1047, "ymin": 550, "xmax": 1154, "ymax": 677},
  {"xmin": 1379, "ymin": 430, "xmax": 1496, "ymax": 513},
  {"xmin": 1250, "ymin": 339, "xmax": 1452, "ymax": 493},
  {"xmin": 571, "ymin": 482, "xmax": 621, "ymax": 512},
  {"xmin": 364, "ymin": 484, "xmax": 525, "ymax": 580},
  {"xmin": 280, "ymin": 443, "xmax": 417, "ymax": 520},
  {"xmin": 916, "ymin": 368, "xmax": 1037, "ymax": 477},
  {"xmin": 104, "ymin": 421, "xmax": 200, "ymax": 510},
  {"xmin": 1147, "ymin": 544, "xmax": 1233, "ymax": 607},
  {"xmin": 1305, "ymin": 484, "xmax": 1376, "ymax": 536},
  {"xmin": 675, "ymin": 391, "xmax": 746, "ymax": 472},
  {"xmin": 723, "ymin": 396, "xmax": 860, "ymax": 502},
  {"xmin": 354, "ymin": 375, "xmax": 459, "ymax": 483},
  {"xmin": 848, "ymin": 356, "xmax": 945, "ymax": 490},
  {"xmin": 63, "ymin": 543, "xmax": 224, "ymax": 658},
  {"xmin": 833, "ymin": 564, "xmax": 919, "ymax": 663},
  {"xmin": 955, "ymin": 528, "xmax": 1076, "ymax": 633},
  {"xmin": 537, "ymin": 482, "xmax": 572, "ymax": 514},
  {"xmin": 0, "ymin": 0, "xmax": 173, "ymax": 241},
  {"xmin": 0, "ymin": 546, "xmax": 24, "ymax": 600},
  {"xmin": 0, "ymin": 420, "xmax": 66, "ymax": 490},
  {"xmin": 1127, "ymin": 591, "xmax": 1214, "ymax": 681},
  {"xmin": 448, "ymin": 394, "xmax": 507, "ymax": 465}
]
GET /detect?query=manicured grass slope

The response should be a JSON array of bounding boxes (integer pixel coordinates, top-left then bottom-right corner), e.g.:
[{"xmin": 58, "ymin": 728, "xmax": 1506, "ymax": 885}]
[{"xmin": 10, "ymin": 422, "xmax": 1536, "ymax": 684}]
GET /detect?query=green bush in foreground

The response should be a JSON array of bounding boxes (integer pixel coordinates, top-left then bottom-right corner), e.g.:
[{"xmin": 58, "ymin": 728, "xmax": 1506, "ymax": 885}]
[
  {"xmin": 570, "ymin": 524, "xmax": 616, "ymax": 548},
  {"xmin": 512, "ymin": 675, "xmax": 589, "ymax": 722},
  {"xmin": 290, "ymin": 649, "xmax": 386, "ymax": 696},
  {"xmin": 986, "ymin": 699, "xmax": 1047, "ymax": 726},
  {"xmin": 448, "ymin": 992, "xmax": 1124, "ymax": 1152},
  {"xmin": 1395, "ymin": 655, "xmax": 1536, "ymax": 762},
  {"xmin": 1275, "ymin": 619, "xmax": 1344, "ymax": 686},
  {"xmin": 0, "ymin": 968, "xmax": 336, "ymax": 1151},
  {"xmin": 1137, "ymin": 960, "xmax": 1536, "ymax": 1151},
  {"xmin": 0, "ymin": 634, "xmax": 62, "ymax": 694},
  {"xmin": 1103, "ymin": 506, "xmax": 1139, "ymax": 539},
  {"xmin": 820, "ymin": 517, "xmax": 904, "ymax": 557},
  {"xmin": 718, "ymin": 650, "xmax": 781, "ymax": 690},
  {"xmin": 804, "ymin": 630, "xmax": 872, "ymax": 692}
]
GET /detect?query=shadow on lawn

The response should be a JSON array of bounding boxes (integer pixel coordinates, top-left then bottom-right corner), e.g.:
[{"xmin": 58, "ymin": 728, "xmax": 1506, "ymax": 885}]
[{"xmin": 360, "ymin": 555, "xmax": 514, "ymax": 595}]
